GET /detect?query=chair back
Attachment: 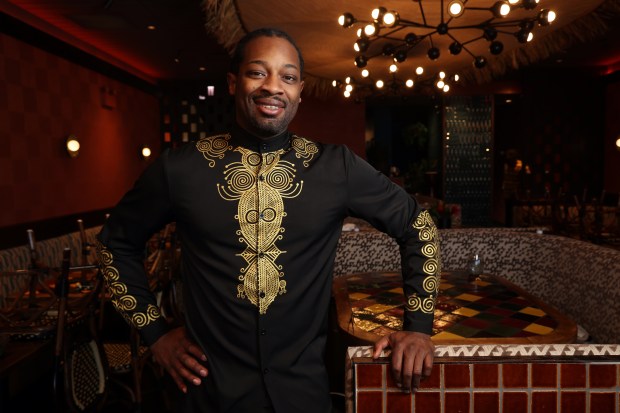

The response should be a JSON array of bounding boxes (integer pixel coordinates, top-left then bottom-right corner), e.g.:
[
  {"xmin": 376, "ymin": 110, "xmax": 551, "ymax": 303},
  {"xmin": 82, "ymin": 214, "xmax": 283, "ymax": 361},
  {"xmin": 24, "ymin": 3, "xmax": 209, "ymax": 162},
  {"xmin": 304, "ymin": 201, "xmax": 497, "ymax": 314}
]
[{"xmin": 53, "ymin": 248, "xmax": 108, "ymax": 412}]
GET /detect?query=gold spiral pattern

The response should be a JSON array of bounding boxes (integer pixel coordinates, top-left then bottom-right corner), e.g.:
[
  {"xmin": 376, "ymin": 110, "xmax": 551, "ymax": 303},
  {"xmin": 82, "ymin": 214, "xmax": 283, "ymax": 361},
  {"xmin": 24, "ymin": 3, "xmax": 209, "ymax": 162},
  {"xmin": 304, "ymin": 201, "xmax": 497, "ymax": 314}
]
[
  {"xmin": 196, "ymin": 134, "xmax": 232, "ymax": 167},
  {"xmin": 408, "ymin": 209, "xmax": 442, "ymax": 314},
  {"xmin": 215, "ymin": 143, "xmax": 307, "ymax": 314},
  {"xmin": 423, "ymin": 259, "xmax": 440, "ymax": 276},
  {"xmin": 96, "ymin": 240, "xmax": 162, "ymax": 329},
  {"xmin": 291, "ymin": 136, "xmax": 319, "ymax": 167},
  {"xmin": 423, "ymin": 276, "xmax": 439, "ymax": 293},
  {"xmin": 406, "ymin": 294, "xmax": 422, "ymax": 312}
]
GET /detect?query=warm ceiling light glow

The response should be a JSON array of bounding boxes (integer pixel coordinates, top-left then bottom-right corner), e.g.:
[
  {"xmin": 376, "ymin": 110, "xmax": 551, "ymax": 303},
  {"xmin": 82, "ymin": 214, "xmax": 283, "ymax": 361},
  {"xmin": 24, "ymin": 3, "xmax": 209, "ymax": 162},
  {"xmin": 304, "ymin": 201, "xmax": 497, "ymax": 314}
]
[
  {"xmin": 147, "ymin": 25, "xmax": 156, "ymax": 30},
  {"xmin": 406, "ymin": 79, "xmax": 414, "ymax": 87},
  {"xmin": 491, "ymin": 1, "xmax": 511, "ymax": 18},
  {"xmin": 345, "ymin": 76, "xmax": 351, "ymax": 84},
  {"xmin": 345, "ymin": 84, "xmax": 353, "ymax": 92},
  {"xmin": 389, "ymin": 64, "xmax": 398, "ymax": 73},
  {"xmin": 508, "ymin": 0, "xmax": 519, "ymax": 3},
  {"xmin": 376, "ymin": 80, "xmax": 384, "ymax": 88},
  {"xmin": 538, "ymin": 9, "xmax": 556, "ymax": 25},
  {"xmin": 443, "ymin": 84, "xmax": 450, "ymax": 92},
  {"xmin": 332, "ymin": 80, "xmax": 338, "ymax": 87},
  {"xmin": 437, "ymin": 80, "xmax": 445, "ymax": 89},
  {"xmin": 344, "ymin": 90, "xmax": 351, "ymax": 98},
  {"xmin": 66, "ymin": 136, "xmax": 80, "ymax": 158},
  {"xmin": 616, "ymin": 137, "xmax": 620, "ymax": 149},
  {"xmin": 364, "ymin": 24, "xmax": 376, "ymax": 36},
  {"xmin": 416, "ymin": 66, "xmax": 424, "ymax": 75},
  {"xmin": 527, "ymin": 32, "xmax": 534, "ymax": 42},
  {"xmin": 199, "ymin": 66, "xmax": 206, "ymax": 71},
  {"xmin": 454, "ymin": 74, "xmax": 460, "ymax": 81},
  {"xmin": 439, "ymin": 71, "xmax": 446, "ymax": 79},
  {"xmin": 371, "ymin": 7, "xmax": 386, "ymax": 20},
  {"xmin": 448, "ymin": 1, "xmax": 464, "ymax": 17},
  {"xmin": 382, "ymin": 11, "xmax": 399, "ymax": 27},
  {"xmin": 354, "ymin": 43, "xmax": 360, "ymax": 52},
  {"xmin": 361, "ymin": 69, "xmax": 370, "ymax": 77},
  {"xmin": 339, "ymin": 13, "xmax": 355, "ymax": 28}
]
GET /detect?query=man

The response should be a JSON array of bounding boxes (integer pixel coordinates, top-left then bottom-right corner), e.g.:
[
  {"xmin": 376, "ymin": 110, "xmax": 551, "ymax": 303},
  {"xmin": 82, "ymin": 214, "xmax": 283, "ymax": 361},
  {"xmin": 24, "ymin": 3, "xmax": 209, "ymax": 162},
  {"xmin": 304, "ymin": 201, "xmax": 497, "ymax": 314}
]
[{"xmin": 97, "ymin": 28, "xmax": 439, "ymax": 412}]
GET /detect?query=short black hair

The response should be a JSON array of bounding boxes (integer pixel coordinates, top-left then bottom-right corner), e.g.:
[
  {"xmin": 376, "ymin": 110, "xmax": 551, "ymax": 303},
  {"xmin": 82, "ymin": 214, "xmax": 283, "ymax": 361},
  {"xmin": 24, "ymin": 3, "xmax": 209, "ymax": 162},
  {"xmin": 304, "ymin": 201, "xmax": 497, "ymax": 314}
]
[{"xmin": 229, "ymin": 27, "xmax": 304, "ymax": 75}]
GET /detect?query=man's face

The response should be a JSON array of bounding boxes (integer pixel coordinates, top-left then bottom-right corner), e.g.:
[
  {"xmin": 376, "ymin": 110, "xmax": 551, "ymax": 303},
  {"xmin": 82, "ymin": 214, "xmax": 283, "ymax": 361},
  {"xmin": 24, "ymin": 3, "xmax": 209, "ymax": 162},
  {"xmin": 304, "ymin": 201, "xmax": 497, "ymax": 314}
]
[{"xmin": 227, "ymin": 36, "xmax": 304, "ymax": 138}]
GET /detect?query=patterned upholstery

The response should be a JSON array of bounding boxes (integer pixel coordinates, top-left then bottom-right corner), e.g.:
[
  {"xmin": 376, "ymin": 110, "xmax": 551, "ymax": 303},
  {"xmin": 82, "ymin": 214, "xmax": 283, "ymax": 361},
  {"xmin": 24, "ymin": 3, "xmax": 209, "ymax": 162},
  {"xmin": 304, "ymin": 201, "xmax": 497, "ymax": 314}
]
[
  {"xmin": 334, "ymin": 226, "xmax": 620, "ymax": 344},
  {"xmin": 0, "ymin": 226, "xmax": 102, "ymax": 272},
  {"xmin": 67, "ymin": 339, "xmax": 107, "ymax": 411}
]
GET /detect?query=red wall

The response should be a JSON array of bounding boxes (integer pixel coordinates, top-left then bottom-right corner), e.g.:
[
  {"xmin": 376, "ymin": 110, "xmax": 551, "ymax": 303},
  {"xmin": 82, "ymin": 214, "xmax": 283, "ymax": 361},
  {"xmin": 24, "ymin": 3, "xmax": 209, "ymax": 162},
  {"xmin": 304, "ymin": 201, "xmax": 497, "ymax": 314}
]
[
  {"xmin": 289, "ymin": 92, "xmax": 366, "ymax": 157},
  {"xmin": 0, "ymin": 33, "xmax": 160, "ymax": 228},
  {"xmin": 604, "ymin": 80, "xmax": 620, "ymax": 193}
]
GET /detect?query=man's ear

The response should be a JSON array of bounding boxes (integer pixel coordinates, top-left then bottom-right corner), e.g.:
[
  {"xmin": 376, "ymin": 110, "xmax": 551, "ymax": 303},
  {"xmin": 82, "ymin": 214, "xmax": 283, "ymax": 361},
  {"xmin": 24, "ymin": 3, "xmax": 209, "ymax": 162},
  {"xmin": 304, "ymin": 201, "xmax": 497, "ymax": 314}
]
[{"xmin": 227, "ymin": 72, "xmax": 236, "ymax": 96}]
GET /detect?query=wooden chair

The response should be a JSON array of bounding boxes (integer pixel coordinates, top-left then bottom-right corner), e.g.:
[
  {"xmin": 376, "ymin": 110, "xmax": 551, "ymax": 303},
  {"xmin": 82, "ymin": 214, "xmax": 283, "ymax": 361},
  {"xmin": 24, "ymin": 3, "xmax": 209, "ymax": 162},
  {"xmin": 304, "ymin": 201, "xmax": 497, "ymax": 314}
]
[{"xmin": 53, "ymin": 248, "xmax": 108, "ymax": 412}]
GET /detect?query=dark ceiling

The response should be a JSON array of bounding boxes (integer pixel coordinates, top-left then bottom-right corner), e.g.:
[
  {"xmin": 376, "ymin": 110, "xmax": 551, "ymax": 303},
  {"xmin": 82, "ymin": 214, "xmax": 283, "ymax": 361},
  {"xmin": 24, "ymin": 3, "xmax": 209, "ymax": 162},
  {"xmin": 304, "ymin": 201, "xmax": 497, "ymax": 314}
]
[{"xmin": 1, "ymin": 0, "xmax": 619, "ymax": 87}]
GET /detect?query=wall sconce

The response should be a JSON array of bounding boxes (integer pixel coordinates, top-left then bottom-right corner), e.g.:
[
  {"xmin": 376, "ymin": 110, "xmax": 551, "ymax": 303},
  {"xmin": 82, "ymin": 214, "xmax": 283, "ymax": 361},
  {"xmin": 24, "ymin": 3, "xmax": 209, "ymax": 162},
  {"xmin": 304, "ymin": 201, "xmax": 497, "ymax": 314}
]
[
  {"xmin": 66, "ymin": 135, "xmax": 80, "ymax": 158},
  {"xmin": 140, "ymin": 145, "xmax": 152, "ymax": 160}
]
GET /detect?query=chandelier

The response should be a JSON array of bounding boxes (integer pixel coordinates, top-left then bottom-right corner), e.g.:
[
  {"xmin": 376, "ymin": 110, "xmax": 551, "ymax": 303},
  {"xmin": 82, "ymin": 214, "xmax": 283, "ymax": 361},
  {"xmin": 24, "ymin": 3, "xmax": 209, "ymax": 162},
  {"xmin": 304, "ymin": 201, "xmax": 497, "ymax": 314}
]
[{"xmin": 336, "ymin": 0, "xmax": 557, "ymax": 99}]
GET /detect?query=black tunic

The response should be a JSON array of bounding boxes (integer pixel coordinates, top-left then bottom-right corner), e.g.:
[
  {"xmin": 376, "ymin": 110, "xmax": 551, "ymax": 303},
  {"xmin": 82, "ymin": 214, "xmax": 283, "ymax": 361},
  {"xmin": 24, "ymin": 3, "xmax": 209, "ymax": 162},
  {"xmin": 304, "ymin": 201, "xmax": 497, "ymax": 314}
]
[{"xmin": 97, "ymin": 125, "xmax": 441, "ymax": 412}]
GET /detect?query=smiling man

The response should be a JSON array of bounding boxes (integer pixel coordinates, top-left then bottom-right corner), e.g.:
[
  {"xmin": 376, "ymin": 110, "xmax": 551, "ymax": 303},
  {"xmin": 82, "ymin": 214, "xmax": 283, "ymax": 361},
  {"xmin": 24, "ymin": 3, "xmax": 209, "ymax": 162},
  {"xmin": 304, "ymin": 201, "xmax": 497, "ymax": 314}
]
[{"xmin": 97, "ymin": 28, "xmax": 439, "ymax": 412}]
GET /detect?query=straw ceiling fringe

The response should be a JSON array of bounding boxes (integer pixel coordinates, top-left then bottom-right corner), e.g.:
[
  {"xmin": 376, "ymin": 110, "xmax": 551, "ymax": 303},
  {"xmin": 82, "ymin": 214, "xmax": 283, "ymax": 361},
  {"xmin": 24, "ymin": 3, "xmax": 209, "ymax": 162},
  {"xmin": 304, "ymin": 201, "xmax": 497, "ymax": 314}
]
[{"xmin": 203, "ymin": 0, "xmax": 620, "ymax": 98}]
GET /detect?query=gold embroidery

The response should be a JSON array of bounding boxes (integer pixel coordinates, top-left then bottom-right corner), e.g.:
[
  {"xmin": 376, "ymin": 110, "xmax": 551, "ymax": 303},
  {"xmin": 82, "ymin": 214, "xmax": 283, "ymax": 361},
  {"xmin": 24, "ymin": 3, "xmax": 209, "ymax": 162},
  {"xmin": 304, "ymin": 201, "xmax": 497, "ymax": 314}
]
[
  {"xmin": 96, "ymin": 240, "xmax": 162, "ymax": 328},
  {"xmin": 217, "ymin": 146, "xmax": 304, "ymax": 314},
  {"xmin": 196, "ymin": 134, "xmax": 233, "ymax": 167},
  {"xmin": 290, "ymin": 136, "xmax": 319, "ymax": 167},
  {"xmin": 407, "ymin": 210, "xmax": 442, "ymax": 314}
]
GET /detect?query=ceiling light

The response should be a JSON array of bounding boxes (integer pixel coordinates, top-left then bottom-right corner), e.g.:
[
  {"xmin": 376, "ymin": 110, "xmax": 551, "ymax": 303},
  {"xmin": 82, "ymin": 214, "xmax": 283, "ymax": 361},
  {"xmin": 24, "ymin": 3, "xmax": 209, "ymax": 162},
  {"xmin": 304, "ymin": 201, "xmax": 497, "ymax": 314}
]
[
  {"xmin": 361, "ymin": 69, "xmax": 370, "ymax": 77},
  {"xmin": 147, "ymin": 25, "xmax": 156, "ymax": 30},
  {"xmin": 416, "ymin": 67, "xmax": 424, "ymax": 75},
  {"xmin": 389, "ymin": 64, "xmax": 398, "ymax": 73},
  {"xmin": 371, "ymin": 7, "xmax": 387, "ymax": 21},
  {"xmin": 491, "ymin": 1, "xmax": 511, "ymax": 18},
  {"xmin": 338, "ymin": 13, "xmax": 356, "ymax": 28},
  {"xmin": 376, "ymin": 80, "xmax": 384, "ymax": 88},
  {"xmin": 448, "ymin": 1, "xmax": 465, "ymax": 17},
  {"xmin": 406, "ymin": 79, "xmax": 414, "ymax": 87},
  {"xmin": 382, "ymin": 11, "xmax": 399, "ymax": 27},
  {"xmin": 537, "ymin": 9, "xmax": 556, "ymax": 26}
]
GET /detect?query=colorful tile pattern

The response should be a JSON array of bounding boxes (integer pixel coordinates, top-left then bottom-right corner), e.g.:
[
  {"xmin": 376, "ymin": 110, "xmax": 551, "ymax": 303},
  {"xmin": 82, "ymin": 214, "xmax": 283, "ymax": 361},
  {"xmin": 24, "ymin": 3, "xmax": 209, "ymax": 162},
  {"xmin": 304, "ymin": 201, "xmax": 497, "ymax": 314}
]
[{"xmin": 340, "ymin": 272, "xmax": 572, "ymax": 342}]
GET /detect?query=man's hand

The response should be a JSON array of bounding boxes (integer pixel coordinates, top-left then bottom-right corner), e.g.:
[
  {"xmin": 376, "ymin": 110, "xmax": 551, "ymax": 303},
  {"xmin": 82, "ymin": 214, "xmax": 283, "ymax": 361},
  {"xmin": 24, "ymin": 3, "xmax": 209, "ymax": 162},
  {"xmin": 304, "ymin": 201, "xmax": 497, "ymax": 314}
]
[
  {"xmin": 372, "ymin": 331, "xmax": 434, "ymax": 393},
  {"xmin": 150, "ymin": 326, "xmax": 208, "ymax": 393}
]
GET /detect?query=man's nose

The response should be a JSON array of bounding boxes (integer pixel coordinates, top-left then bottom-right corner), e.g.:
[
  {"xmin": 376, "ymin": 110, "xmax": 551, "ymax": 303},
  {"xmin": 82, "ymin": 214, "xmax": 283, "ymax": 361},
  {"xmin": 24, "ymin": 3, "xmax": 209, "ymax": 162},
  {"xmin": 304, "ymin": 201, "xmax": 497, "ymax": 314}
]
[{"xmin": 261, "ymin": 74, "xmax": 283, "ymax": 94}]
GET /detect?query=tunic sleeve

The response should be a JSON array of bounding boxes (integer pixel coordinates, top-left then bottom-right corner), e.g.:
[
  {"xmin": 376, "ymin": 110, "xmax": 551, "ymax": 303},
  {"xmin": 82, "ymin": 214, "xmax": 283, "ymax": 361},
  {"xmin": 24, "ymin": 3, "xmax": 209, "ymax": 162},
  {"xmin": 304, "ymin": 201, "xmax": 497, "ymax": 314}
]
[
  {"xmin": 96, "ymin": 152, "xmax": 174, "ymax": 345},
  {"xmin": 343, "ymin": 147, "xmax": 441, "ymax": 335}
]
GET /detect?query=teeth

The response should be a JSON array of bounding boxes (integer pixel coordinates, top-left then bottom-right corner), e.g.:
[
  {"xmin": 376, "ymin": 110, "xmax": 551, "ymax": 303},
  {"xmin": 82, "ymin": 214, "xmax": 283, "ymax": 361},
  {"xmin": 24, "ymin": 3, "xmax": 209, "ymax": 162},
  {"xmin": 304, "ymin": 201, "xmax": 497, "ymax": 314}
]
[{"xmin": 261, "ymin": 105, "xmax": 278, "ymax": 110}]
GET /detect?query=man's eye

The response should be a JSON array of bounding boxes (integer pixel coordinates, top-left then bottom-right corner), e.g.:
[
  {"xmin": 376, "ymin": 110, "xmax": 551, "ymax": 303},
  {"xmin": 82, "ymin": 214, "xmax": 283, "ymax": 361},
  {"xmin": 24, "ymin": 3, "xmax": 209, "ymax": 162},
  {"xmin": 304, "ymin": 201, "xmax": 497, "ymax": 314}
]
[
  {"xmin": 249, "ymin": 71, "xmax": 265, "ymax": 77},
  {"xmin": 283, "ymin": 75, "xmax": 297, "ymax": 82}
]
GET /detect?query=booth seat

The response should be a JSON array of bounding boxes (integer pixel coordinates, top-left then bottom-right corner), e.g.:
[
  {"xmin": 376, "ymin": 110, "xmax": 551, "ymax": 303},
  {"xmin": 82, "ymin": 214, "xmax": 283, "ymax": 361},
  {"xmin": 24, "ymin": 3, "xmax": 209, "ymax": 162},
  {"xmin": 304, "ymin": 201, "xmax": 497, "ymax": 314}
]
[
  {"xmin": 334, "ymin": 226, "xmax": 620, "ymax": 344},
  {"xmin": 0, "ymin": 226, "xmax": 102, "ymax": 272},
  {"xmin": 0, "ymin": 226, "xmax": 102, "ymax": 304}
]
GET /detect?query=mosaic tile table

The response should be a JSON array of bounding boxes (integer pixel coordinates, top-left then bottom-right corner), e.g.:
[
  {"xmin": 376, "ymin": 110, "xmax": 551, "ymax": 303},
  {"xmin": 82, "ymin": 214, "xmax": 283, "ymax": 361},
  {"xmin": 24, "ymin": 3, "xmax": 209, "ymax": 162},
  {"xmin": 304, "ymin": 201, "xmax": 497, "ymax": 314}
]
[{"xmin": 332, "ymin": 271, "xmax": 577, "ymax": 344}]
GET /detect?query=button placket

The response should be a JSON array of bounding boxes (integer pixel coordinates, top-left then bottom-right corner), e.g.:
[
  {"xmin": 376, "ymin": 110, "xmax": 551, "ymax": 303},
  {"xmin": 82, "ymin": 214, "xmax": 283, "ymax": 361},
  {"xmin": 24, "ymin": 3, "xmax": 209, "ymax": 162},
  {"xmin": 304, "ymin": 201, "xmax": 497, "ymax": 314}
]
[{"xmin": 256, "ymin": 153, "xmax": 268, "ymax": 309}]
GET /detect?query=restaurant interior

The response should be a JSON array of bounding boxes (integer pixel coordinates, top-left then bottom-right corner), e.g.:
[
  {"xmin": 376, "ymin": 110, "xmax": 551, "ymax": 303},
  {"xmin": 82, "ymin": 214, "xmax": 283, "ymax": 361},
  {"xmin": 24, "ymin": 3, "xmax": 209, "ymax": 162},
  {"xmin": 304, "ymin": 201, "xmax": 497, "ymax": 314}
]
[{"xmin": 1, "ymin": 0, "xmax": 620, "ymax": 412}]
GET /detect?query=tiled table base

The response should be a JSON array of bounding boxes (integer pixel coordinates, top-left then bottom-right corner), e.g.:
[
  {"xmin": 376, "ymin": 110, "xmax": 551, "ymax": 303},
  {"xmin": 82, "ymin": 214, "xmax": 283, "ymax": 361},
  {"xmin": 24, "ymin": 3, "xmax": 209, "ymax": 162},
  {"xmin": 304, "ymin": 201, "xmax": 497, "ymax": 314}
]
[{"xmin": 347, "ymin": 345, "xmax": 620, "ymax": 413}]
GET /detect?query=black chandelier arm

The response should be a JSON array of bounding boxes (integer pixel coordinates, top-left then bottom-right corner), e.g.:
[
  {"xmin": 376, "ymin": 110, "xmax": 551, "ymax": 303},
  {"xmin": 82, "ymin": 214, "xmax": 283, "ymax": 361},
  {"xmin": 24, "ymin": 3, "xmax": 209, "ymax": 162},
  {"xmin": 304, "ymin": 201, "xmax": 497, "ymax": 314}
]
[
  {"xmin": 397, "ymin": 19, "xmax": 436, "ymax": 29},
  {"xmin": 417, "ymin": 0, "xmax": 430, "ymax": 26}
]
